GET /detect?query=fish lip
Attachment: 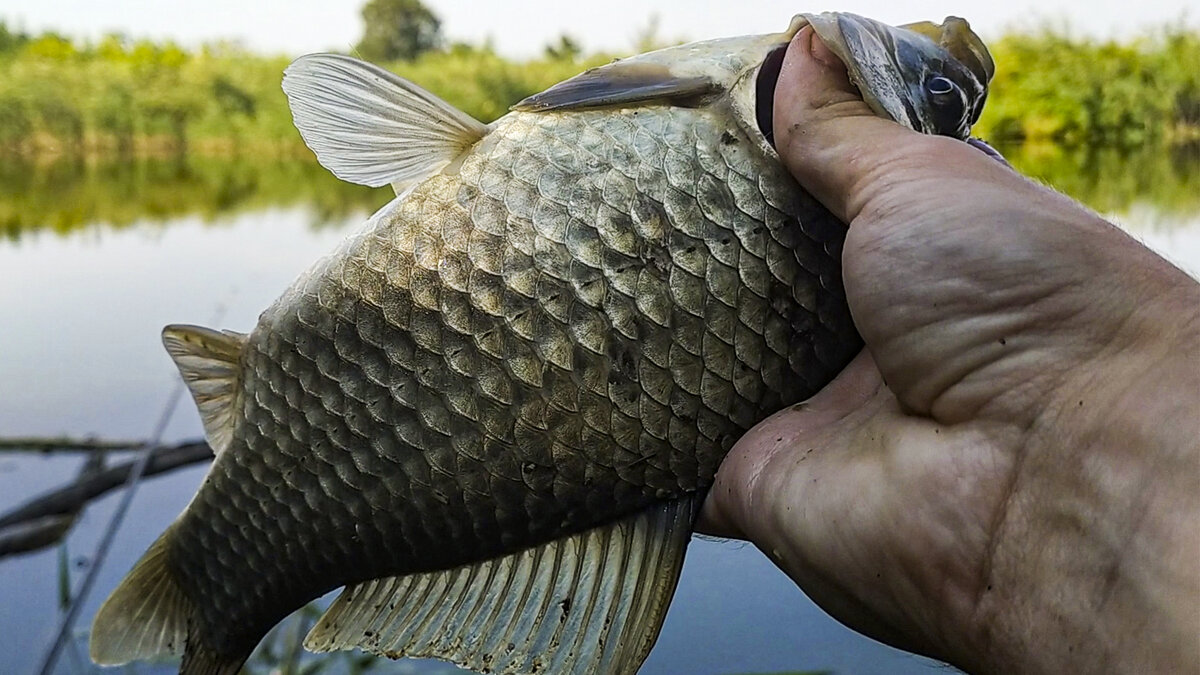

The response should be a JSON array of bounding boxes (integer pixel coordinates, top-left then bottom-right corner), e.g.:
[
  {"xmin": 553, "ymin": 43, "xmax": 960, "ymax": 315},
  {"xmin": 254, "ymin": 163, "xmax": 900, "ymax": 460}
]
[{"xmin": 800, "ymin": 12, "xmax": 923, "ymax": 132}]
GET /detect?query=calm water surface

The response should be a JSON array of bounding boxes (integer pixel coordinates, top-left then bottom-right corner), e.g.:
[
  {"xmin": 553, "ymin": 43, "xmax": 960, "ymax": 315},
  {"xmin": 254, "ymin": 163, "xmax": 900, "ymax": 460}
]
[{"xmin": 1, "ymin": 149, "xmax": 1196, "ymax": 675}]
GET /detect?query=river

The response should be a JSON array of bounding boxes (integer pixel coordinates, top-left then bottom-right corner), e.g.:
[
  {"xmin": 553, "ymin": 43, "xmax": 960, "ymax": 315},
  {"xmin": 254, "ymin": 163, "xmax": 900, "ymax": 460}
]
[{"xmin": 1, "ymin": 146, "xmax": 1196, "ymax": 675}]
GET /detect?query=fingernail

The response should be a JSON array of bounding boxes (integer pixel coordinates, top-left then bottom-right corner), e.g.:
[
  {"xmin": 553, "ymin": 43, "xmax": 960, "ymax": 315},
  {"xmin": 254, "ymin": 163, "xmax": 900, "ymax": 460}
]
[
  {"xmin": 807, "ymin": 29, "xmax": 838, "ymax": 68},
  {"xmin": 967, "ymin": 137, "xmax": 1012, "ymax": 167}
]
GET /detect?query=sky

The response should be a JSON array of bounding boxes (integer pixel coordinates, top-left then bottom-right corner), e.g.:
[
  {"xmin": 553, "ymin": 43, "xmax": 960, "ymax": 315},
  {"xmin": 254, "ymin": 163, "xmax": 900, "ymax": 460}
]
[{"xmin": 1, "ymin": 0, "xmax": 1195, "ymax": 58}]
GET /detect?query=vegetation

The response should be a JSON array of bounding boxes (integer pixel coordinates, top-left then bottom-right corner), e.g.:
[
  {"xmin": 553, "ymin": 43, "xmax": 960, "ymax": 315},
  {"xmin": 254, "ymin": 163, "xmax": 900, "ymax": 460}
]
[
  {"xmin": 974, "ymin": 24, "xmax": 1200, "ymax": 146},
  {"xmin": 0, "ymin": 13, "xmax": 1195, "ymax": 238},
  {"xmin": 0, "ymin": 31, "xmax": 298, "ymax": 155},
  {"xmin": 998, "ymin": 141, "xmax": 1200, "ymax": 219},
  {"xmin": 355, "ymin": 0, "xmax": 443, "ymax": 62},
  {"xmin": 0, "ymin": 19, "xmax": 612, "ymax": 156},
  {"xmin": 0, "ymin": 18, "xmax": 1196, "ymax": 157}
]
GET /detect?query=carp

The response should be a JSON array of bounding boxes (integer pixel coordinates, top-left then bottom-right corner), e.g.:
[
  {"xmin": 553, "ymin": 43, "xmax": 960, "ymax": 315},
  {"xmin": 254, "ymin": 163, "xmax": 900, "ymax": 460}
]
[{"xmin": 90, "ymin": 12, "xmax": 991, "ymax": 675}]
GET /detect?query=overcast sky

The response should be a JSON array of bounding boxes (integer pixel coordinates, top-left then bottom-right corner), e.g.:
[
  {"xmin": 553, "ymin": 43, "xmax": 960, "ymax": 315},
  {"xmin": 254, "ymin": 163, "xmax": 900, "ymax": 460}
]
[{"xmin": 3, "ymin": 0, "xmax": 1195, "ymax": 57}]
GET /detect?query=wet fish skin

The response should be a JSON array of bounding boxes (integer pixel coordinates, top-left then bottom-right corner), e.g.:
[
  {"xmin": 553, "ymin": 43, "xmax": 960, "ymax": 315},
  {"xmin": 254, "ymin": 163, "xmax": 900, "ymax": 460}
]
[{"xmin": 176, "ymin": 99, "xmax": 858, "ymax": 659}]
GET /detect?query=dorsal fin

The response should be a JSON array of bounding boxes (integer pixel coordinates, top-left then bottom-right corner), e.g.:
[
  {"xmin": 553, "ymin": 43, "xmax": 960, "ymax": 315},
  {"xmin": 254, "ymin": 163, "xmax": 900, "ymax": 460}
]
[
  {"xmin": 513, "ymin": 60, "xmax": 717, "ymax": 112},
  {"xmin": 162, "ymin": 325, "xmax": 246, "ymax": 456},
  {"xmin": 305, "ymin": 497, "xmax": 698, "ymax": 674},
  {"xmin": 282, "ymin": 53, "xmax": 489, "ymax": 194}
]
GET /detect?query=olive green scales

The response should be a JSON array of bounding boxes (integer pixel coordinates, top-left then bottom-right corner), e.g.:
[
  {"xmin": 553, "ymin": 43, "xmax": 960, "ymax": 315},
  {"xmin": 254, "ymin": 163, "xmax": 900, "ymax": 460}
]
[{"xmin": 90, "ymin": 12, "xmax": 992, "ymax": 675}]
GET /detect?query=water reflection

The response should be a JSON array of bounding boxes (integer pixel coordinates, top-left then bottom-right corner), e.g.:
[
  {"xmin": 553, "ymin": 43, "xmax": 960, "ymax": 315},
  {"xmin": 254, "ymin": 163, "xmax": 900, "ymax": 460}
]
[
  {"xmin": 0, "ymin": 143, "xmax": 1196, "ymax": 241},
  {"xmin": 998, "ymin": 142, "xmax": 1200, "ymax": 222},
  {"xmin": 0, "ymin": 154, "xmax": 389, "ymax": 240}
]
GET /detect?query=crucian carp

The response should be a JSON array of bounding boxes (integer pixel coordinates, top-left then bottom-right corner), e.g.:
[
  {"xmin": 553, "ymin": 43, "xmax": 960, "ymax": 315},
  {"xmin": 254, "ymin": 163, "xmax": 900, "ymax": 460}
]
[{"xmin": 90, "ymin": 11, "xmax": 992, "ymax": 675}]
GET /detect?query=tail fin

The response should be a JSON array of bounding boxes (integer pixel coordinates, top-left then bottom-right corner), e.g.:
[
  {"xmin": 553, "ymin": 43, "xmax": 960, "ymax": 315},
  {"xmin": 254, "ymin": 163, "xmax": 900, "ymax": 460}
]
[
  {"xmin": 90, "ymin": 532, "xmax": 190, "ymax": 665},
  {"xmin": 90, "ymin": 532, "xmax": 248, "ymax": 674},
  {"xmin": 179, "ymin": 643, "xmax": 248, "ymax": 675}
]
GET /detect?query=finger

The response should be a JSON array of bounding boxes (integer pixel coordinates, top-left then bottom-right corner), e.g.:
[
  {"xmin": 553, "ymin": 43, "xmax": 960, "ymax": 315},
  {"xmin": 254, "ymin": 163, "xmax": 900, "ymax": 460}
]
[
  {"xmin": 772, "ymin": 27, "xmax": 1004, "ymax": 225},
  {"xmin": 696, "ymin": 350, "xmax": 883, "ymax": 539},
  {"xmin": 771, "ymin": 25, "xmax": 907, "ymax": 224}
]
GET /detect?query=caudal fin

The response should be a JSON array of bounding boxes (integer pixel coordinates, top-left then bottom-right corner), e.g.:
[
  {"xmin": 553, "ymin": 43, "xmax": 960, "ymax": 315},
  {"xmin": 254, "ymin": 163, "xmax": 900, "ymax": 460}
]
[
  {"xmin": 90, "ymin": 532, "xmax": 190, "ymax": 665},
  {"xmin": 90, "ymin": 531, "xmax": 248, "ymax": 674}
]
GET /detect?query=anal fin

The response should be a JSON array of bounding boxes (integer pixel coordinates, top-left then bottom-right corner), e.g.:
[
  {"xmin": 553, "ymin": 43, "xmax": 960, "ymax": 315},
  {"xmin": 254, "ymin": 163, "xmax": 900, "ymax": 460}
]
[
  {"xmin": 162, "ymin": 324, "xmax": 247, "ymax": 456},
  {"xmin": 305, "ymin": 498, "xmax": 698, "ymax": 674}
]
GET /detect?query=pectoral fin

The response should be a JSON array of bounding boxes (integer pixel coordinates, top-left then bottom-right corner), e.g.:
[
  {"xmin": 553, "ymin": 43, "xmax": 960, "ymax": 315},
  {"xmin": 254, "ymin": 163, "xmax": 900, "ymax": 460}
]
[
  {"xmin": 305, "ymin": 497, "xmax": 698, "ymax": 674},
  {"xmin": 282, "ymin": 54, "xmax": 488, "ymax": 193},
  {"xmin": 513, "ymin": 61, "xmax": 717, "ymax": 112}
]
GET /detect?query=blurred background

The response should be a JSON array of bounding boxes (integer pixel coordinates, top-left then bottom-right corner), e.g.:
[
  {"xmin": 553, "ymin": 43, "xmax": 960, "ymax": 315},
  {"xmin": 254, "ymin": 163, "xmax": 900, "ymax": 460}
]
[{"xmin": 0, "ymin": 1, "xmax": 1196, "ymax": 674}]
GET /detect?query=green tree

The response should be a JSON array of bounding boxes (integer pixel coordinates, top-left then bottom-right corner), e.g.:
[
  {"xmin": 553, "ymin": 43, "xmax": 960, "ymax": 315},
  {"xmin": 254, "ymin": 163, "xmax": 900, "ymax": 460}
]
[
  {"xmin": 355, "ymin": 0, "xmax": 442, "ymax": 62},
  {"xmin": 0, "ymin": 21, "xmax": 30, "ymax": 55},
  {"xmin": 544, "ymin": 35, "xmax": 582, "ymax": 61}
]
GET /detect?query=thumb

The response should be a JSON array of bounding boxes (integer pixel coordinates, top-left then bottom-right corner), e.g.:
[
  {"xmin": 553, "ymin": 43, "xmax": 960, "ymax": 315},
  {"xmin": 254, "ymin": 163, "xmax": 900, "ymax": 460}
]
[
  {"xmin": 772, "ymin": 25, "xmax": 963, "ymax": 225},
  {"xmin": 697, "ymin": 350, "xmax": 883, "ymax": 540}
]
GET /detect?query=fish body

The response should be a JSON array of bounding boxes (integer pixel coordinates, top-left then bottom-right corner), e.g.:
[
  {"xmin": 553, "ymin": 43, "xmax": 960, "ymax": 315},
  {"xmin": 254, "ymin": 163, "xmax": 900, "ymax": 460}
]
[{"xmin": 91, "ymin": 13, "xmax": 992, "ymax": 675}]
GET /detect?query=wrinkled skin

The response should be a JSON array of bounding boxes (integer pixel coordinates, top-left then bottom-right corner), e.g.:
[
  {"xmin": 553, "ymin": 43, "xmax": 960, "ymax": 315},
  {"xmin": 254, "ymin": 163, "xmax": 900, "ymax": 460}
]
[{"xmin": 700, "ymin": 26, "xmax": 1200, "ymax": 674}]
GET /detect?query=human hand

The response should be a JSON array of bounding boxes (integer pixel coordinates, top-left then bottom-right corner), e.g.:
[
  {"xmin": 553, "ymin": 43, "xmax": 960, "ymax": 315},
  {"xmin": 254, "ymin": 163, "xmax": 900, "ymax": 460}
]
[{"xmin": 698, "ymin": 25, "xmax": 1200, "ymax": 674}]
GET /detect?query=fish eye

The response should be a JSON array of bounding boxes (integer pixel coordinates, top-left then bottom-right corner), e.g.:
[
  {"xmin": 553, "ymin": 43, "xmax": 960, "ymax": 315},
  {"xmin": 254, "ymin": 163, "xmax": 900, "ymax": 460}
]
[
  {"xmin": 926, "ymin": 76, "xmax": 956, "ymax": 97},
  {"xmin": 924, "ymin": 75, "xmax": 967, "ymax": 137}
]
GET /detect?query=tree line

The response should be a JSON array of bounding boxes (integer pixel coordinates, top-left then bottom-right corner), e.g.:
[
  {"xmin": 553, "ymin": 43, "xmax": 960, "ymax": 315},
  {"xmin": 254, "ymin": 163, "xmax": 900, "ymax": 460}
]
[
  {"xmin": 0, "ymin": 13, "xmax": 1196, "ymax": 156},
  {"xmin": 0, "ymin": 17, "xmax": 612, "ymax": 156}
]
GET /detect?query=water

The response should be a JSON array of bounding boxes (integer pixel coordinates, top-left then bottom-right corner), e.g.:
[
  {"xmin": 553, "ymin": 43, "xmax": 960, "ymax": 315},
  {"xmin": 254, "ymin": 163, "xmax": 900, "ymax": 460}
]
[{"xmin": 0, "ymin": 148, "xmax": 1196, "ymax": 675}]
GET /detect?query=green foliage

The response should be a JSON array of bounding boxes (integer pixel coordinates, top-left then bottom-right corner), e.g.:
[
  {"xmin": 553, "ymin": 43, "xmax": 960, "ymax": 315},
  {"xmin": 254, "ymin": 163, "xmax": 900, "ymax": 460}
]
[
  {"xmin": 0, "ymin": 20, "xmax": 1194, "ymax": 156},
  {"xmin": 0, "ymin": 25, "xmax": 609, "ymax": 153},
  {"xmin": 974, "ymin": 25, "xmax": 1200, "ymax": 147},
  {"xmin": 544, "ymin": 34, "xmax": 583, "ymax": 62},
  {"xmin": 0, "ymin": 20, "xmax": 30, "ymax": 55},
  {"xmin": 389, "ymin": 45, "xmax": 612, "ymax": 122},
  {"xmin": 0, "ymin": 97, "xmax": 31, "ymax": 146},
  {"xmin": 355, "ymin": 0, "xmax": 442, "ymax": 62}
]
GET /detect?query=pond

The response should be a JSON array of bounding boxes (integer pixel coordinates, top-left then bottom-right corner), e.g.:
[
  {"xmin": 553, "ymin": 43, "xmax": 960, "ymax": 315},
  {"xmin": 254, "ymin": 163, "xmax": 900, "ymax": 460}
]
[{"xmin": 1, "ymin": 144, "xmax": 1197, "ymax": 675}]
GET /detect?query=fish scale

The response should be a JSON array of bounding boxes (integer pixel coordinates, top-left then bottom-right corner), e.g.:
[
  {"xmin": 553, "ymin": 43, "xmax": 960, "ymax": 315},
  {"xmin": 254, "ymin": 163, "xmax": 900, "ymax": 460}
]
[
  {"xmin": 171, "ymin": 103, "xmax": 857, "ymax": 658},
  {"xmin": 91, "ymin": 14, "xmax": 994, "ymax": 674}
]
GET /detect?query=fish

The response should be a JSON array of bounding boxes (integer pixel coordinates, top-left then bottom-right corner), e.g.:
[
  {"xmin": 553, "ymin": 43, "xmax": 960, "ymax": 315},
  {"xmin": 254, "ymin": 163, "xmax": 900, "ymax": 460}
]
[{"xmin": 90, "ymin": 12, "xmax": 992, "ymax": 675}]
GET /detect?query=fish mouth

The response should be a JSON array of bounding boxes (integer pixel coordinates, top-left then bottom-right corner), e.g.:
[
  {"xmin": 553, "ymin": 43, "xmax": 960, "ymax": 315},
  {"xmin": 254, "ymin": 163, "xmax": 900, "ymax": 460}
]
[
  {"xmin": 754, "ymin": 42, "xmax": 789, "ymax": 146},
  {"xmin": 797, "ymin": 12, "xmax": 992, "ymax": 139}
]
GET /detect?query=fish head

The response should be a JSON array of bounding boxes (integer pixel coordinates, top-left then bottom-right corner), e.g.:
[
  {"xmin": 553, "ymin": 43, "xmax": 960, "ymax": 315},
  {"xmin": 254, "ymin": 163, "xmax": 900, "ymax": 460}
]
[
  {"xmin": 722, "ymin": 13, "xmax": 992, "ymax": 155},
  {"xmin": 513, "ymin": 13, "xmax": 990, "ymax": 148},
  {"xmin": 798, "ymin": 12, "xmax": 993, "ymax": 140}
]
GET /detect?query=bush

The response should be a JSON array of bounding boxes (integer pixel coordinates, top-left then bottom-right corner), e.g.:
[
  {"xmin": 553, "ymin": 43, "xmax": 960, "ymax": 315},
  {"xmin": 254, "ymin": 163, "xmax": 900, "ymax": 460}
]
[{"xmin": 0, "ymin": 21, "xmax": 1194, "ymax": 154}]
